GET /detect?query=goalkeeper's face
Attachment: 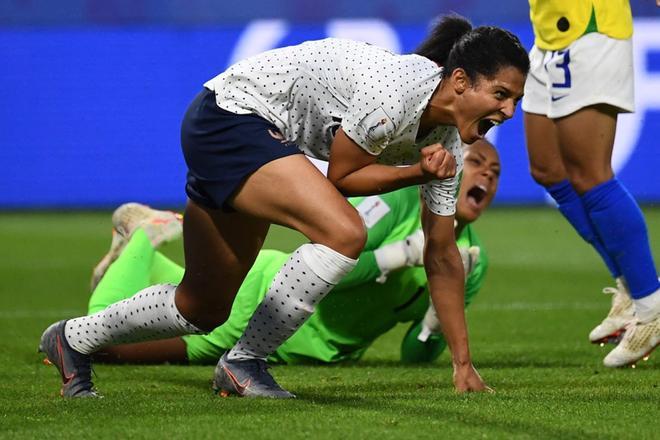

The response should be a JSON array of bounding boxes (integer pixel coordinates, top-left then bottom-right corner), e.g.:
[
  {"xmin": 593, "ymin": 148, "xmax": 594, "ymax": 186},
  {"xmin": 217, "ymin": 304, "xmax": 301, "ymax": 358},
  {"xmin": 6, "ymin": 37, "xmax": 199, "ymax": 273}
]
[{"xmin": 456, "ymin": 140, "xmax": 500, "ymax": 224}]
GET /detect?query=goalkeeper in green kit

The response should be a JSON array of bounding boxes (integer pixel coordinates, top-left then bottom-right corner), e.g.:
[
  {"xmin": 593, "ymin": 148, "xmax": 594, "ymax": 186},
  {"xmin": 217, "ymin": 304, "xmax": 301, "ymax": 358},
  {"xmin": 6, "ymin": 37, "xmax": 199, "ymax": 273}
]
[{"xmin": 87, "ymin": 140, "xmax": 500, "ymax": 365}]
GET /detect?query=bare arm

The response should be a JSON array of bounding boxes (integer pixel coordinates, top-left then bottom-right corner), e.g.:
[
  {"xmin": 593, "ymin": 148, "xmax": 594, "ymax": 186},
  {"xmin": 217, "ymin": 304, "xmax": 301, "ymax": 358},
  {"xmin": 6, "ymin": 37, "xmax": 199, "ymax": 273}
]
[
  {"xmin": 327, "ymin": 129, "xmax": 456, "ymax": 196},
  {"xmin": 421, "ymin": 203, "xmax": 490, "ymax": 392}
]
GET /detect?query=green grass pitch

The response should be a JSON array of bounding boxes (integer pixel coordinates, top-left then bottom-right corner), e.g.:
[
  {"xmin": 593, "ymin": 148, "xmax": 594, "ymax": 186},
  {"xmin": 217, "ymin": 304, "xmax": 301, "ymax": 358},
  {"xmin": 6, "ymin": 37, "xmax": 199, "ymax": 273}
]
[{"xmin": 1, "ymin": 207, "xmax": 659, "ymax": 439}]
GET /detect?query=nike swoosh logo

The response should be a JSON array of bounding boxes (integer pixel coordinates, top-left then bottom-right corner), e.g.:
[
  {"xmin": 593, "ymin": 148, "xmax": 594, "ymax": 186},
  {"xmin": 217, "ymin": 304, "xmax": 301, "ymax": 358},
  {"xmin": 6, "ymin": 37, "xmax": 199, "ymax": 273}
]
[
  {"xmin": 551, "ymin": 94, "xmax": 568, "ymax": 101},
  {"xmin": 223, "ymin": 366, "xmax": 251, "ymax": 395},
  {"xmin": 56, "ymin": 335, "xmax": 75, "ymax": 385}
]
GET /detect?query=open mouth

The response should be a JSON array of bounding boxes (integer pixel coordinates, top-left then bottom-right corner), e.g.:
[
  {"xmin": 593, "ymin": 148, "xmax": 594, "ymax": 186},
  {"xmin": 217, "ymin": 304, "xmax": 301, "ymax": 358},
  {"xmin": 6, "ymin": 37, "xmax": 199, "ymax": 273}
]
[
  {"xmin": 477, "ymin": 118, "xmax": 501, "ymax": 137},
  {"xmin": 466, "ymin": 184, "xmax": 488, "ymax": 206}
]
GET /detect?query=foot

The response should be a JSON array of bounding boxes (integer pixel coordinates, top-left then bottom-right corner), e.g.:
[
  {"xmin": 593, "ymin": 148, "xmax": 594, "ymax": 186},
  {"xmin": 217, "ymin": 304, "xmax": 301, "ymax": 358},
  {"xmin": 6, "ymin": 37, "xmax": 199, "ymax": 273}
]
[
  {"xmin": 213, "ymin": 353, "xmax": 295, "ymax": 398},
  {"xmin": 589, "ymin": 279, "xmax": 635, "ymax": 345},
  {"xmin": 603, "ymin": 314, "xmax": 659, "ymax": 368},
  {"xmin": 90, "ymin": 203, "xmax": 183, "ymax": 290},
  {"xmin": 38, "ymin": 320, "xmax": 99, "ymax": 397}
]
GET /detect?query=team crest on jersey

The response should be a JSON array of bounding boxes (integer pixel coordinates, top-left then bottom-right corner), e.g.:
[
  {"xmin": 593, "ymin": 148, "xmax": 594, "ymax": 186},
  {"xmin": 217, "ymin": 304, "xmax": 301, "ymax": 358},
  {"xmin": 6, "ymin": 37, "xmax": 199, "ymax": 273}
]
[
  {"xmin": 359, "ymin": 108, "xmax": 394, "ymax": 154},
  {"xmin": 367, "ymin": 118, "xmax": 389, "ymax": 137}
]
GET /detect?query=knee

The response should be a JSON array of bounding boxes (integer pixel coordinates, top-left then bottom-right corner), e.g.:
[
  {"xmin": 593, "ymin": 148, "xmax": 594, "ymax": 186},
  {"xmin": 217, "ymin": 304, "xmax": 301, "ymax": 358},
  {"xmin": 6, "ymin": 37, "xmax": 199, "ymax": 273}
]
[
  {"xmin": 565, "ymin": 170, "xmax": 613, "ymax": 195},
  {"xmin": 322, "ymin": 210, "xmax": 367, "ymax": 258},
  {"xmin": 529, "ymin": 162, "xmax": 566, "ymax": 188}
]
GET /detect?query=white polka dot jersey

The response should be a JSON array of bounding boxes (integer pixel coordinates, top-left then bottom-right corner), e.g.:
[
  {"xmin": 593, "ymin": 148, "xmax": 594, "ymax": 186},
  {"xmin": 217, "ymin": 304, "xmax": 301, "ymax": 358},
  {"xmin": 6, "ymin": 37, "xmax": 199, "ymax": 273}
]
[{"xmin": 203, "ymin": 38, "xmax": 463, "ymax": 216}]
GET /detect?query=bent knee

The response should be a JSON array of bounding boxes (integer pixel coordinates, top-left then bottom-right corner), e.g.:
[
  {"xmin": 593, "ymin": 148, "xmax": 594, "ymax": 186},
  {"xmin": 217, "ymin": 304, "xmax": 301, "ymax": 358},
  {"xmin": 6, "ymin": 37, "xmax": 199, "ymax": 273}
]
[
  {"xmin": 566, "ymin": 172, "xmax": 613, "ymax": 195},
  {"xmin": 320, "ymin": 211, "xmax": 366, "ymax": 258},
  {"xmin": 529, "ymin": 163, "xmax": 566, "ymax": 188}
]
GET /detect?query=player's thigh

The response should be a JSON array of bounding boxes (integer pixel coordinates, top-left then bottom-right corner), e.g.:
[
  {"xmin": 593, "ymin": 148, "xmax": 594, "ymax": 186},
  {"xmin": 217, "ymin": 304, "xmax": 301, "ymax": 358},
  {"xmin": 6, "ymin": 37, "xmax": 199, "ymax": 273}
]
[
  {"xmin": 178, "ymin": 199, "xmax": 270, "ymax": 308},
  {"xmin": 524, "ymin": 112, "xmax": 566, "ymax": 186},
  {"xmin": 231, "ymin": 154, "xmax": 366, "ymax": 258},
  {"xmin": 521, "ymin": 47, "xmax": 566, "ymax": 186},
  {"xmin": 543, "ymin": 34, "xmax": 634, "ymax": 119},
  {"xmin": 555, "ymin": 104, "xmax": 618, "ymax": 193}
]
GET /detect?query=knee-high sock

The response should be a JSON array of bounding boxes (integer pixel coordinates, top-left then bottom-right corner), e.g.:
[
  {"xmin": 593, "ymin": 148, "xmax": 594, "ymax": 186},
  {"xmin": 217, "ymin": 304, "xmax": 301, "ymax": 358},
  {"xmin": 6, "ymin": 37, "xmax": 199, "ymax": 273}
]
[
  {"xmin": 581, "ymin": 178, "xmax": 660, "ymax": 301},
  {"xmin": 65, "ymin": 284, "xmax": 203, "ymax": 355},
  {"xmin": 228, "ymin": 243, "xmax": 357, "ymax": 361},
  {"xmin": 546, "ymin": 180, "xmax": 621, "ymax": 278}
]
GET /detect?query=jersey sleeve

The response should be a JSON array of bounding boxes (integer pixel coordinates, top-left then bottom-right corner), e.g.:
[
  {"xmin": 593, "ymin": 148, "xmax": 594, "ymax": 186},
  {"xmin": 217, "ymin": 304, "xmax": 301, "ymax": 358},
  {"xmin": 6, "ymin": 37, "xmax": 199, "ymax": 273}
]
[
  {"xmin": 419, "ymin": 130, "xmax": 464, "ymax": 216},
  {"xmin": 341, "ymin": 59, "xmax": 422, "ymax": 155}
]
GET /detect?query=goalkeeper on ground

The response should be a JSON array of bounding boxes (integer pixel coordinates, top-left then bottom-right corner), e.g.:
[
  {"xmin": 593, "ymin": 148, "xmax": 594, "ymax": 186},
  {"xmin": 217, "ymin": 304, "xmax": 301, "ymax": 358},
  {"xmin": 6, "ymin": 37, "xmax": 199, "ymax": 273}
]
[{"xmin": 87, "ymin": 140, "xmax": 500, "ymax": 365}]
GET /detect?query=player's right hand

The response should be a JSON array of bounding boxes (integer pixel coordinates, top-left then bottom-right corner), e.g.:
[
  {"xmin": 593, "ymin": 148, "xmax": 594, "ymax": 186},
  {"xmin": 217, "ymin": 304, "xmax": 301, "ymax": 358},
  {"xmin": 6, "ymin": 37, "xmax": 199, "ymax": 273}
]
[
  {"xmin": 420, "ymin": 143, "xmax": 456, "ymax": 181},
  {"xmin": 452, "ymin": 363, "xmax": 493, "ymax": 394}
]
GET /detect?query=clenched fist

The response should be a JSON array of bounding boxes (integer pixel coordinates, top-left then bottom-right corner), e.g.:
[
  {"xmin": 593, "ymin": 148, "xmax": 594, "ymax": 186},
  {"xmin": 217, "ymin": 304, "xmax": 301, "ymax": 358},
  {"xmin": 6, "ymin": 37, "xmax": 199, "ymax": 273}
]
[{"xmin": 419, "ymin": 143, "xmax": 457, "ymax": 181}]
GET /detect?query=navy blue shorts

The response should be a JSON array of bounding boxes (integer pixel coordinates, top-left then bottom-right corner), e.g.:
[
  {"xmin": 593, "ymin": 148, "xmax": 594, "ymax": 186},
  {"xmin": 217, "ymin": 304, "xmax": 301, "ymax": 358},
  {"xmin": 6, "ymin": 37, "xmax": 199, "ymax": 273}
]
[{"xmin": 181, "ymin": 88, "xmax": 302, "ymax": 211}]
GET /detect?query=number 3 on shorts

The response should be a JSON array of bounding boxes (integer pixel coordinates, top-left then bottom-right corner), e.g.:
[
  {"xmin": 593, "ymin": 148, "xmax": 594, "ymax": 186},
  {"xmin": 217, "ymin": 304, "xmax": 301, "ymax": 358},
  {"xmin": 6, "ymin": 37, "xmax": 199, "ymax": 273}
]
[{"xmin": 548, "ymin": 49, "xmax": 571, "ymax": 90}]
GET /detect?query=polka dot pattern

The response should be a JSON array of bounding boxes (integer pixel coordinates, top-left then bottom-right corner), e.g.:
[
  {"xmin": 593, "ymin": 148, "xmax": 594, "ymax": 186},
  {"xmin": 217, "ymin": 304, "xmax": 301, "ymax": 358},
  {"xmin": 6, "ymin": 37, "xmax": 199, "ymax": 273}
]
[
  {"xmin": 64, "ymin": 284, "xmax": 202, "ymax": 354},
  {"xmin": 418, "ymin": 129, "xmax": 464, "ymax": 216},
  {"xmin": 228, "ymin": 248, "xmax": 334, "ymax": 361},
  {"xmin": 204, "ymin": 38, "xmax": 463, "ymax": 217}
]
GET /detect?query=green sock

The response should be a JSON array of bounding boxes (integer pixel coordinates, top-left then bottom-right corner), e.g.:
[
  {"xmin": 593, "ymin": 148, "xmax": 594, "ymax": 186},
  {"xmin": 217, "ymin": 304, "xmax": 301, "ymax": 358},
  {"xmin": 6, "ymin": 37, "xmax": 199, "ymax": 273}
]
[
  {"xmin": 150, "ymin": 252, "xmax": 185, "ymax": 285},
  {"xmin": 87, "ymin": 229, "xmax": 156, "ymax": 314}
]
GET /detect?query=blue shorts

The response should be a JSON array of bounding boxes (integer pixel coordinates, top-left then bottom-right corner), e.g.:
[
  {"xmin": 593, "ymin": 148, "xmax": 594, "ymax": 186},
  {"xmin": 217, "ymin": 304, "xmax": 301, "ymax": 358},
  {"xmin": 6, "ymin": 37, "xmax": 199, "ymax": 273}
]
[{"xmin": 181, "ymin": 88, "xmax": 302, "ymax": 211}]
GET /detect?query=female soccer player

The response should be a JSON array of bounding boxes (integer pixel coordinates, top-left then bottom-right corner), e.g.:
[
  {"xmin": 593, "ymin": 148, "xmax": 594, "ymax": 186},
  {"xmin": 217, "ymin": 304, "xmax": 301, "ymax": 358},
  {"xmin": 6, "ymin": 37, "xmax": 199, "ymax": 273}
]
[
  {"xmin": 83, "ymin": 140, "xmax": 500, "ymax": 369},
  {"xmin": 522, "ymin": 0, "xmax": 659, "ymax": 367},
  {"xmin": 40, "ymin": 15, "xmax": 528, "ymax": 397}
]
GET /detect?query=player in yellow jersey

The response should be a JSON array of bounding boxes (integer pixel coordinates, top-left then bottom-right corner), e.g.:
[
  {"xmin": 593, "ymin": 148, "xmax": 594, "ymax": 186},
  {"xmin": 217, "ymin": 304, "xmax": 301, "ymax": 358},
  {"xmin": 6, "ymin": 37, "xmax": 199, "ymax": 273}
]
[{"xmin": 523, "ymin": 1, "xmax": 659, "ymax": 368}]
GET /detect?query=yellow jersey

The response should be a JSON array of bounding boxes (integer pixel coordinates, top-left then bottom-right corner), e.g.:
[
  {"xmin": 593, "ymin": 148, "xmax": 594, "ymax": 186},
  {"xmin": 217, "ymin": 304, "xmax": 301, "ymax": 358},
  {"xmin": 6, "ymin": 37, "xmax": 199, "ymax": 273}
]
[{"xmin": 529, "ymin": 0, "xmax": 633, "ymax": 50}]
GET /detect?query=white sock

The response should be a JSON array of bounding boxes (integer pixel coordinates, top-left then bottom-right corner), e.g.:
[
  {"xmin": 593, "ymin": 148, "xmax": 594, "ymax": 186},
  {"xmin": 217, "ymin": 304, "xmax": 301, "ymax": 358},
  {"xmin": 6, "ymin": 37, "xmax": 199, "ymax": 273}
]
[
  {"xmin": 64, "ymin": 284, "xmax": 203, "ymax": 355},
  {"xmin": 228, "ymin": 243, "xmax": 357, "ymax": 360},
  {"xmin": 633, "ymin": 286, "xmax": 660, "ymax": 323}
]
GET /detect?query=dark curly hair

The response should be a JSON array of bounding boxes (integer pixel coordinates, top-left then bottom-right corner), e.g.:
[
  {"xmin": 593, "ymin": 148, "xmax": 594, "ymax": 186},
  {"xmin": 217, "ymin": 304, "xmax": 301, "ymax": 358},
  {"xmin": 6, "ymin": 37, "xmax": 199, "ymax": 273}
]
[{"xmin": 415, "ymin": 14, "xmax": 530, "ymax": 82}]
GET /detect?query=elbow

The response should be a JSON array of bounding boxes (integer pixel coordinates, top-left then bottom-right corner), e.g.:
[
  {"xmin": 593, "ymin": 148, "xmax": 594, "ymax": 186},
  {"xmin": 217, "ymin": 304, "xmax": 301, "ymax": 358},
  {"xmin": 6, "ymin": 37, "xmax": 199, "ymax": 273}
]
[
  {"xmin": 328, "ymin": 175, "xmax": 363, "ymax": 197},
  {"xmin": 333, "ymin": 182, "xmax": 353, "ymax": 197},
  {"xmin": 327, "ymin": 173, "xmax": 350, "ymax": 195}
]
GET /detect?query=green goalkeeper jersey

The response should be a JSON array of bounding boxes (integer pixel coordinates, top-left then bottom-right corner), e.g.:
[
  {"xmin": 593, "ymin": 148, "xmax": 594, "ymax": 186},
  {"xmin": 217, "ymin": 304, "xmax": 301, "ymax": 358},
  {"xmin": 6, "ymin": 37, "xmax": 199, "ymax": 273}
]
[{"xmin": 182, "ymin": 186, "xmax": 488, "ymax": 364}]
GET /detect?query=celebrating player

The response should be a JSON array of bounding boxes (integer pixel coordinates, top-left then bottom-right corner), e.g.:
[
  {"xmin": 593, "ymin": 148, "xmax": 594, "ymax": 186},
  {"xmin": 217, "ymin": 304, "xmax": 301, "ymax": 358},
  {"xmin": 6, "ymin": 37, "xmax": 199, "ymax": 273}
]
[
  {"xmin": 522, "ymin": 0, "xmax": 659, "ymax": 367},
  {"xmin": 40, "ymin": 14, "xmax": 528, "ymax": 397},
  {"xmin": 84, "ymin": 140, "xmax": 499, "ymax": 370}
]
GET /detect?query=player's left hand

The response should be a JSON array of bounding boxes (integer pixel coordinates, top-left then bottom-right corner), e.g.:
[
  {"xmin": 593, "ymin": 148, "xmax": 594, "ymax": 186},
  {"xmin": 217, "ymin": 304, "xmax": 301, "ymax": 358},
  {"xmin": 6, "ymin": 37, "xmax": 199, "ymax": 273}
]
[{"xmin": 452, "ymin": 363, "xmax": 494, "ymax": 393}]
